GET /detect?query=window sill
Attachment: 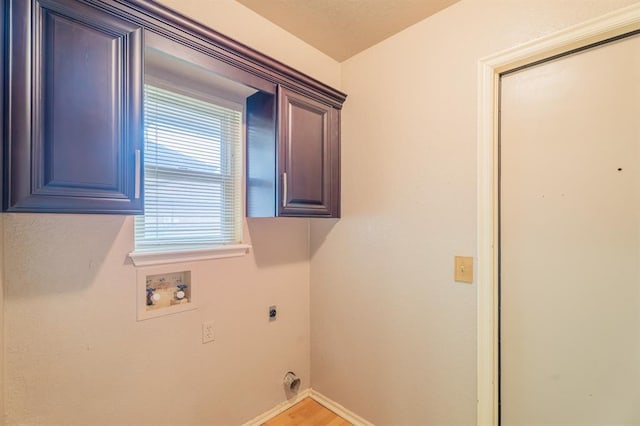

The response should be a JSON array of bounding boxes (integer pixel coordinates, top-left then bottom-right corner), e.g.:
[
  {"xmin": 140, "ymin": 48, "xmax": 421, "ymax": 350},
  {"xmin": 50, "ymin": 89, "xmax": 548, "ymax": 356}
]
[{"xmin": 129, "ymin": 244, "xmax": 251, "ymax": 267}]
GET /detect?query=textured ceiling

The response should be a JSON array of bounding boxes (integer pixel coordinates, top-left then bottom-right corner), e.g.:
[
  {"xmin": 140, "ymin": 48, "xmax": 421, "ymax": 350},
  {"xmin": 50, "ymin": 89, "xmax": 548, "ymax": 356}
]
[{"xmin": 235, "ymin": 0, "xmax": 460, "ymax": 62}]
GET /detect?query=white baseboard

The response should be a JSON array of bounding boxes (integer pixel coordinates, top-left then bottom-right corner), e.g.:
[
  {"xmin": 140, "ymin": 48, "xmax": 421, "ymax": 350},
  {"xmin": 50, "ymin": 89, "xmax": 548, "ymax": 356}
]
[
  {"xmin": 242, "ymin": 388, "xmax": 312, "ymax": 426},
  {"xmin": 242, "ymin": 388, "xmax": 373, "ymax": 426},
  {"xmin": 309, "ymin": 390, "xmax": 374, "ymax": 426}
]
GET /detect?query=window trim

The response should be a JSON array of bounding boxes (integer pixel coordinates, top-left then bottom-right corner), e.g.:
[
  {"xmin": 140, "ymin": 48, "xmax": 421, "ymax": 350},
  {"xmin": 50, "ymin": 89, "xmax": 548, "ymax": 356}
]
[{"xmin": 129, "ymin": 244, "xmax": 251, "ymax": 267}]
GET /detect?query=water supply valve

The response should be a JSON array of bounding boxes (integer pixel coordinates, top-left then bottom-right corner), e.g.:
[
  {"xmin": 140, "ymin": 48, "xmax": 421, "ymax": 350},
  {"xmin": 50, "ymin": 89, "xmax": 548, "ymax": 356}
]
[
  {"xmin": 176, "ymin": 284, "xmax": 188, "ymax": 300},
  {"xmin": 146, "ymin": 287, "xmax": 160, "ymax": 306}
]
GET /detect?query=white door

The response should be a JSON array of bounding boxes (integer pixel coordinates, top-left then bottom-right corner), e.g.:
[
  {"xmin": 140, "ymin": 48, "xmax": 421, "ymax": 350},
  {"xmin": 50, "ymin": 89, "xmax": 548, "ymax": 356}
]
[{"xmin": 500, "ymin": 34, "xmax": 640, "ymax": 425}]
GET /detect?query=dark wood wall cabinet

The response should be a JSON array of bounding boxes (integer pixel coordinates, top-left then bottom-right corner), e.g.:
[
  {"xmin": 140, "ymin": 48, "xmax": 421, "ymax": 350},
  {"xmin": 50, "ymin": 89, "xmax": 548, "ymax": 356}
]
[
  {"xmin": 2, "ymin": 0, "xmax": 346, "ymax": 216},
  {"xmin": 5, "ymin": 0, "xmax": 143, "ymax": 213},
  {"xmin": 279, "ymin": 87, "xmax": 340, "ymax": 217},
  {"xmin": 246, "ymin": 87, "xmax": 340, "ymax": 217}
]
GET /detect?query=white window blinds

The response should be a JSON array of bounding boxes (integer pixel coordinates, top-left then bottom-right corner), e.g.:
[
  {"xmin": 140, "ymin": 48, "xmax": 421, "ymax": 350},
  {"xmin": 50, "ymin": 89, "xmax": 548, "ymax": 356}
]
[{"xmin": 134, "ymin": 84, "xmax": 243, "ymax": 252}]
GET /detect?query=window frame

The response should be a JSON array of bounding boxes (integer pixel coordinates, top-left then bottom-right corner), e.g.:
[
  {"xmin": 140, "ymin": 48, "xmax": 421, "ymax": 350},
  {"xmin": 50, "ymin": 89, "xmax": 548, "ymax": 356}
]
[{"xmin": 129, "ymin": 76, "xmax": 250, "ymax": 266}]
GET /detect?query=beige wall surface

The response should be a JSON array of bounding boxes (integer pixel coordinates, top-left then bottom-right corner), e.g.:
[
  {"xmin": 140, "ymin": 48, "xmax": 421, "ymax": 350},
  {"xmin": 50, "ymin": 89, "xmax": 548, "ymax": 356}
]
[
  {"xmin": 4, "ymin": 215, "xmax": 312, "ymax": 425},
  {"xmin": 310, "ymin": 0, "xmax": 638, "ymax": 424},
  {"xmin": 2, "ymin": 1, "xmax": 340, "ymax": 425}
]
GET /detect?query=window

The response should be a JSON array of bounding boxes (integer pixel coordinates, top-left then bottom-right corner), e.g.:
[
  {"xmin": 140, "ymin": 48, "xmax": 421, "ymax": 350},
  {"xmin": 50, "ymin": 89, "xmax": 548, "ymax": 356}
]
[
  {"xmin": 127, "ymin": 42, "xmax": 257, "ymax": 266},
  {"xmin": 133, "ymin": 81, "xmax": 244, "ymax": 254}
]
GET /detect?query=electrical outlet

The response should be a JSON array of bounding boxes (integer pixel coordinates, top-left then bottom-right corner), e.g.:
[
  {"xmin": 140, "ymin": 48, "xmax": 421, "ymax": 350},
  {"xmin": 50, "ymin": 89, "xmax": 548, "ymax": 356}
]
[
  {"xmin": 269, "ymin": 305, "xmax": 277, "ymax": 321},
  {"xmin": 202, "ymin": 321, "xmax": 215, "ymax": 344}
]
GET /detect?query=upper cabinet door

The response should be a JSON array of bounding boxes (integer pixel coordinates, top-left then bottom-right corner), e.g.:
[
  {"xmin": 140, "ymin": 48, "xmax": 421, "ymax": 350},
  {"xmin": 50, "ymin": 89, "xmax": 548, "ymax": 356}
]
[
  {"xmin": 278, "ymin": 87, "xmax": 340, "ymax": 217},
  {"xmin": 5, "ymin": 0, "xmax": 143, "ymax": 213}
]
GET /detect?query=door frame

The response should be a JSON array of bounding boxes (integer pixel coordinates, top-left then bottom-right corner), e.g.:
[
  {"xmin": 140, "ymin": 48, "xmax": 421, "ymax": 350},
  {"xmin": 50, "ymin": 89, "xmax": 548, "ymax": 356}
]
[{"xmin": 476, "ymin": 4, "xmax": 640, "ymax": 425}]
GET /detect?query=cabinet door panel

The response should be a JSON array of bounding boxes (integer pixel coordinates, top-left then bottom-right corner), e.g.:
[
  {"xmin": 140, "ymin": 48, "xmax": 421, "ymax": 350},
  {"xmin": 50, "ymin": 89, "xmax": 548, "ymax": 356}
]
[
  {"xmin": 43, "ymin": 10, "xmax": 120, "ymax": 190},
  {"xmin": 6, "ymin": 0, "xmax": 143, "ymax": 213},
  {"xmin": 286, "ymin": 98, "xmax": 326, "ymax": 204},
  {"xmin": 279, "ymin": 87, "xmax": 336, "ymax": 216}
]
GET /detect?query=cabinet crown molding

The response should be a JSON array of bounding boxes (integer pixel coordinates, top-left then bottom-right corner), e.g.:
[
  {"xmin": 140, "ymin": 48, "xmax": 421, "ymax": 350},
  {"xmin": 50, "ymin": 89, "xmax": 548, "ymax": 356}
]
[{"xmin": 107, "ymin": 0, "xmax": 347, "ymax": 108}]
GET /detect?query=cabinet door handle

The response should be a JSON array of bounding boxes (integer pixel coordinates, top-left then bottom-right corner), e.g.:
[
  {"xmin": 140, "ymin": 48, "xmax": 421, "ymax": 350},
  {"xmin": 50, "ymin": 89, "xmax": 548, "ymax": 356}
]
[
  {"xmin": 282, "ymin": 172, "xmax": 287, "ymax": 208},
  {"xmin": 134, "ymin": 149, "xmax": 141, "ymax": 199}
]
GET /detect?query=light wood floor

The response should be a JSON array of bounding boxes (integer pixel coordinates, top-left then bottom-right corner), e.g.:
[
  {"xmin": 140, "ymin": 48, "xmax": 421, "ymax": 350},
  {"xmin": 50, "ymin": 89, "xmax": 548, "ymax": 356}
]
[{"xmin": 262, "ymin": 397, "xmax": 352, "ymax": 426}]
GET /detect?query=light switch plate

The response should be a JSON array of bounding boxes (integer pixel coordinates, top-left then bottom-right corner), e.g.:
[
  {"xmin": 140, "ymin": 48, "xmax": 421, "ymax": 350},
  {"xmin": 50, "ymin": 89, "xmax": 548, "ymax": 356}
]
[{"xmin": 454, "ymin": 256, "xmax": 474, "ymax": 283}]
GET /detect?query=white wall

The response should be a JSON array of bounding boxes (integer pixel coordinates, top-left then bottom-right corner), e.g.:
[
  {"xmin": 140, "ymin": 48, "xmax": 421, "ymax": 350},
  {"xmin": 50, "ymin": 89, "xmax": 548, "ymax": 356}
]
[
  {"xmin": 2, "ymin": 1, "xmax": 340, "ymax": 424},
  {"xmin": 310, "ymin": 1, "xmax": 639, "ymax": 424}
]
